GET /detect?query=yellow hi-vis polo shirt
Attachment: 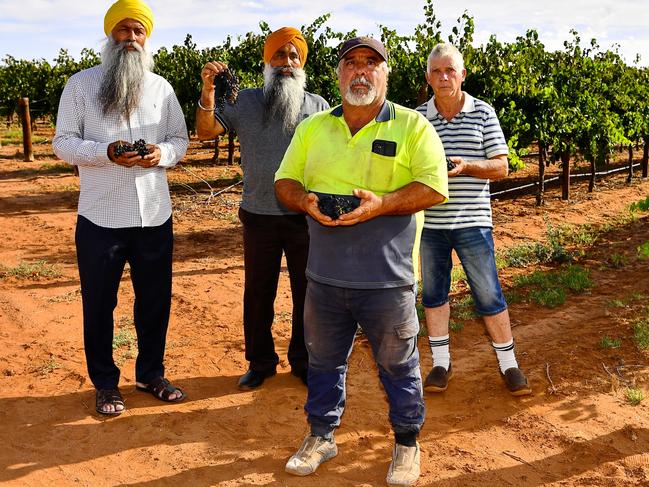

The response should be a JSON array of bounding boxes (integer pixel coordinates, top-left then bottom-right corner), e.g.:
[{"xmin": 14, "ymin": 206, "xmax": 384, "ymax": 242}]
[
  {"xmin": 275, "ymin": 100, "xmax": 448, "ymax": 289},
  {"xmin": 276, "ymin": 101, "xmax": 448, "ymax": 196}
]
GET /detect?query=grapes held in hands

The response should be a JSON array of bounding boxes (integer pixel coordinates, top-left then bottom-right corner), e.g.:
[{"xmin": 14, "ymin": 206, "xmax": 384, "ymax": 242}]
[
  {"xmin": 114, "ymin": 139, "xmax": 150, "ymax": 158},
  {"xmin": 317, "ymin": 194, "xmax": 361, "ymax": 220}
]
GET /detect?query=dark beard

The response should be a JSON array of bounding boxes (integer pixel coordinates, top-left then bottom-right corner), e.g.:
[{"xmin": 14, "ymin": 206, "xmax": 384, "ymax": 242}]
[
  {"xmin": 262, "ymin": 65, "xmax": 306, "ymax": 133},
  {"xmin": 98, "ymin": 38, "xmax": 151, "ymax": 118}
]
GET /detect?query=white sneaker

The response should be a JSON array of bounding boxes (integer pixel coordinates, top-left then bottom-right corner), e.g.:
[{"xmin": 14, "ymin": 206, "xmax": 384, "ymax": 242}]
[
  {"xmin": 285, "ymin": 435, "xmax": 338, "ymax": 476},
  {"xmin": 386, "ymin": 442, "xmax": 421, "ymax": 486}
]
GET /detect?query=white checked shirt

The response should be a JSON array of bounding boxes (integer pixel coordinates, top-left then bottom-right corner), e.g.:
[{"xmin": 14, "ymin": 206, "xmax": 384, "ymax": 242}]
[{"xmin": 53, "ymin": 65, "xmax": 188, "ymax": 228}]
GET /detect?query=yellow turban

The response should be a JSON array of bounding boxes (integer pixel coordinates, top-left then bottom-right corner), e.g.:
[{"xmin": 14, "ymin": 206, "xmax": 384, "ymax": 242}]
[
  {"xmin": 104, "ymin": 0, "xmax": 154, "ymax": 37},
  {"xmin": 263, "ymin": 27, "xmax": 308, "ymax": 66}
]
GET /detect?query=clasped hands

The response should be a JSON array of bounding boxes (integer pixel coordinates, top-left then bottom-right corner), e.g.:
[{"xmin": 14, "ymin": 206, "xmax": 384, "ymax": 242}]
[
  {"xmin": 107, "ymin": 141, "xmax": 161, "ymax": 168},
  {"xmin": 305, "ymin": 188, "xmax": 383, "ymax": 227}
]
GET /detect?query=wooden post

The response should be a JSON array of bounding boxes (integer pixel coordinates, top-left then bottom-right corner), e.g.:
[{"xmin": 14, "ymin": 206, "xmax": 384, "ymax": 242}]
[
  {"xmin": 228, "ymin": 130, "xmax": 235, "ymax": 165},
  {"xmin": 588, "ymin": 158, "xmax": 595, "ymax": 192},
  {"xmin": 18, "ymin": 97, "xmax": 34, "ymax": 162},
  {"xmin": 561, "ymin": 152, "xmax": 570, "ymax": 200},
  {"xmin": 536, "ymin": 142, "xmax": 545, "ymax": 206},
  {"xmin": 642, "ymin": 139, "xmax": 648, "ymax": 178},
  {"xmin": 627, "ymin": 145, "xmax": 634, "ymax": 183}
]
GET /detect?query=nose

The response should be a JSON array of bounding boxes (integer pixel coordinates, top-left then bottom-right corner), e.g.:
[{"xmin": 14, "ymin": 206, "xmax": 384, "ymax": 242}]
[{"xmin": 353, "ymin": 61, "xmax": 368, "ymax": 75}]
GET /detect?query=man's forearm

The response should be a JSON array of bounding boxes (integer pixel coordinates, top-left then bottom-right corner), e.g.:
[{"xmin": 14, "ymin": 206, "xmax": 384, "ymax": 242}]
[
  {"xmin": 274, "ymin": 178, "xmax": 309, "ymax": 213},
  {"xmin": 195, "ymin": 87, "xmax": 225, "ymax": 140},
  {"xmin": 461, "ymin": 155, "xmax": 508, "ymax": 180},
  {"xmin": 380, "ymin": 181, "xmax": 446, "ymax": 215}
]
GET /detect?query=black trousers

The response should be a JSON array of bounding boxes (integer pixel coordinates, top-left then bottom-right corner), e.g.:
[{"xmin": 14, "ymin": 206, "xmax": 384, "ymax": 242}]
[
  {"xmin": 239, "ymin": 208, "xmax": 309, "ymax": 373},
  {"xmin": 75, "ymin": 215, "xmax": 173, "ymax": 390}
]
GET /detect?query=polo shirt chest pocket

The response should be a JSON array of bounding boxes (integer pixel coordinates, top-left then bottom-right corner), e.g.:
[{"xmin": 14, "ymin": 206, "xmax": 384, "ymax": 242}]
[{"xmin": 364, "ymin": 144, "xmax": 402, "ymax": 191}]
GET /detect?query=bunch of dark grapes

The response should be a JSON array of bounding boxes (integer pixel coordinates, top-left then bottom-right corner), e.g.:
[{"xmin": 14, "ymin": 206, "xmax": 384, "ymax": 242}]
[
  {"xmin": 214, "ymin": 69, "xmax": 240, "ymax": 112},
  {"xmin": 317, "ymin": 194, "xmax": 361, "ymax": 220},
  {"xmin": 114, "ymin": 139, "xmax": 149, "ymax": 158}
]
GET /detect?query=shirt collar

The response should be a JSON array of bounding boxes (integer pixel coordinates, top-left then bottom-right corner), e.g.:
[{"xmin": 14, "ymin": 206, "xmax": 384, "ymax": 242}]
[
  {"xmin": 330, "ymin": 100, "xmax": 395, "ymax": 122},
  {"xmin": 426, "ymin": 91, "xmax": 475, "ymax": 119}
]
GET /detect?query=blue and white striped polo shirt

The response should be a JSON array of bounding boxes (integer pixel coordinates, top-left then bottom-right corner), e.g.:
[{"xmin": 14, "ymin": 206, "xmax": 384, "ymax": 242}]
[{"xmin": 416, "ymin": 93, "xmax": 508, "ymax": 229}]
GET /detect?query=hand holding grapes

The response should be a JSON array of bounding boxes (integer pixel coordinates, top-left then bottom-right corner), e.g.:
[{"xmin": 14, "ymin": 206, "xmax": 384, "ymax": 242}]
[
  {"xmin": 336, "ymin": 189, "xmax": 383, "ymax": 226},
  {"xmin": 108, "ymin": 140, "xmax": 159, "ymax": 168}
]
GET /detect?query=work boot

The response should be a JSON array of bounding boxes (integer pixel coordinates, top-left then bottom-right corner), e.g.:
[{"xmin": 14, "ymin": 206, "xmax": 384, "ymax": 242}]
[
  {"xmin": 386, "ymin": 442, "xmax": 420, "ymax": 486},
  {"xmin": 285, "ymin": 435, "xmax": 337, "ymax": 476}
]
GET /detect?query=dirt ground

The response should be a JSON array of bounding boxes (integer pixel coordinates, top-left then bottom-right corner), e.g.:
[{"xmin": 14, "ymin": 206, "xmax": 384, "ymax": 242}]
[{"xmin": 2, "ymin": 132, "xmax": 649, "ymax": 487}]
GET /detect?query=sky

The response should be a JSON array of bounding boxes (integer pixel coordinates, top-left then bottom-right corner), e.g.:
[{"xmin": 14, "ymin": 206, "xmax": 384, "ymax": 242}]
[{"xmin": 1, "ymin": 0, "xmax": 648, "ymax": 67}]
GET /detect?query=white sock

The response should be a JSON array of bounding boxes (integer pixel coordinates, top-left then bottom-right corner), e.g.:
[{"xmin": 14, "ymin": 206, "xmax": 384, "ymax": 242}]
[
  {"xmin": 492, "ymin": 339, "xmax": 518, "ymax": 374},
  {"xmin": 428, "ymin": 334, "xmax": 450, "ymax": 370}
]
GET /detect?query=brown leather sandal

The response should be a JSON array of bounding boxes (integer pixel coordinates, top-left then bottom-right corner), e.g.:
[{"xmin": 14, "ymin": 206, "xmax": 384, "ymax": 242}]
[
  {"xmin": 95, "ymin": 388, "xmax": 125, "ymax": 416},
  {"xmin": 136, "ymin": 377, "xmax": 186, "ymax": 402}
]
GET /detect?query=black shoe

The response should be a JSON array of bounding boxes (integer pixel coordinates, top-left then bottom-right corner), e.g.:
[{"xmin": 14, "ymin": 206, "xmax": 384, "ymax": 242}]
[
  {"xmin": 238, "ymin": 369, "xmax": 276, "ymax": 390},
  {"xmin": 291, "ymin": 367, "xmax": 308, "ymax": 386},
  {"xmin": 501, "ymin": 367, "xmax": 532, "ymax": 396},
  {"xmin": 423, "ymin": 363, "xmax": 453, "ymax": 393}
]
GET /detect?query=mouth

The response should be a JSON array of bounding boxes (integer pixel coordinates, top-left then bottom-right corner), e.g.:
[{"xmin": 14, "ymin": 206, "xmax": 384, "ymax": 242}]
[
  {"xmin": 121, "ymin": 41, "xmax": 138, "ymax": 52},
  {"xmin": 350, "ymin": 81, "xmax": 371, "ymax": 92}
]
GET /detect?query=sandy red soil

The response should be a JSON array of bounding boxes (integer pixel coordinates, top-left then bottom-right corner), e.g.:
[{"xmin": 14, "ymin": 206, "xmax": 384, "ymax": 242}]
[{"xmin": 2, "ymin": 132, "xmax": 649, "ymax": 486}]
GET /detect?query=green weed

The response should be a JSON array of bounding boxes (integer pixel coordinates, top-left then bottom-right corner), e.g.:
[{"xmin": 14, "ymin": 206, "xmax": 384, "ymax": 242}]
[
  {"xmin": 529, "ymin": 287, "xmax": 567, "ymax": 308},
  {"xmin": 113, "ymin": 326, "xmax": 137, "ymax": 365},
  {"xmin": 38, "ymin": 357, "xmax": 61, "ymax": 376},
  {"xmin": 633, "ymin": 320, "xmax": 649, "ymax": 350},
  {"xmin": 0, "ymin": 260, "xmax": 61, "ymax": 280},
  {"xmin": 451, "ymin": 296, "xmax": 476, "ymax": 321},
  {"xmin": 112, "ymin": 328, "xmax": 136, "ymax": 350},
  {"xmin": 450, "ymin": 266, "xmax": 467, "ymax": 292},
  {"xmin": 599, "ymin": 336, "xmax": 621, "ymax": 349},
  {"xmin": 625, "ymin": 388, "xmax": 645, "ymax": 406},
  {"xmin": 608, "ymin": 253, "xmax": 628, "ymax": 268},
  {"xmin": 0, "ymin": 129, "xmax": 47, "ymax": 145},
  {"xmin": 514, "ymin": 265, "xmax": 592, "ymax": 307},
  {"xmin": 503, "ymin": 290, "xmax": 524, "ymax": 305},
  {"xmin": 449, "ymin": 320, "xmax": 464, "ymax": 332},
  {"xmin": 637, "ymin": 242, "xmax": 649, "ymax": 259},
  {"xmin": 629, "ymin": 195, "xmax": 649, "ymax": 213}
]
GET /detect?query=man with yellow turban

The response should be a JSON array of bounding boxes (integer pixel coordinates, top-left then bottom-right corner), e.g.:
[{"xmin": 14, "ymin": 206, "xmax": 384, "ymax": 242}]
[
  {"xmin": 53, "ymin": 0, "xmax": 188, "ymax": 416},
  {"xmin": 196, "ymin": 27, "xmax": 329, "ymax": 391}
]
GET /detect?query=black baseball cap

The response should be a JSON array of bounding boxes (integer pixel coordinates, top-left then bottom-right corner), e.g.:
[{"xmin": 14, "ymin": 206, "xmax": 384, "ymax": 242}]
[{"xmin": 338, "ymin": 36, "xmax": 388, "ymax": 62}]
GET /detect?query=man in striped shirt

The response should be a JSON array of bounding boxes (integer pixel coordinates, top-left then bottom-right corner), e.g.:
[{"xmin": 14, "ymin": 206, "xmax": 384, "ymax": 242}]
[
  {"xmin": 53, "ymin": 0, "xmax": 189, "ymax": 415},
  {"xmin": 416, "ymin": 43, "xmax": 531, "ymax": 396}
]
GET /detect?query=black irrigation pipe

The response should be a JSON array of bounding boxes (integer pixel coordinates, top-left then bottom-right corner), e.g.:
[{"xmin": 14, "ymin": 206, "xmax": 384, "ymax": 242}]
[{"xmin": 491, "ymin": 162, "xmax": 643, "ymax": 198}]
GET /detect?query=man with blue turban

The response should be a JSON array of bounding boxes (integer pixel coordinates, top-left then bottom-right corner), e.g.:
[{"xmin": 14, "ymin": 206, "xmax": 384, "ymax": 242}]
[{"xmin": 53, "ymin": 0, "xmax": 189, "ymax": 416}]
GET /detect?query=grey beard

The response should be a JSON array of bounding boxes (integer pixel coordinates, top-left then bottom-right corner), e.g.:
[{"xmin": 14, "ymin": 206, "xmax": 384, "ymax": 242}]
[
  {"xmin": 99, "ymin": 37, "xmax": 153, "ymax": 118},
  {"xmin": 344, "ymin": 76, "xmax": 377, "ymax": 106},
  {"xmin": 262, "ymin": 64, "xmax": 306, "ymax": 132}
]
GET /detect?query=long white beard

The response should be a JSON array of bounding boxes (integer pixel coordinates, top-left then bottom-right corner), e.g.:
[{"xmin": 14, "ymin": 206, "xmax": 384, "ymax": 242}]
[
  {"xmin": 262, "ymin": 64, "xmax": 306, "ymax": 132},
  {"xmin": 99, "ymin": 36, "xmax": 153, "ymax": 117},
  {"xmin": 343, "ymin": 76, "xmax": 377, "ymax": 106}
]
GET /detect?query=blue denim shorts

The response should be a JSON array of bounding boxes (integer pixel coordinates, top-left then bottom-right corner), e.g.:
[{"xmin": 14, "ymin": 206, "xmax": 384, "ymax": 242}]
[{"xmin": 420, "ymin": 227, "xmax": 507, "ymax": 316}]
